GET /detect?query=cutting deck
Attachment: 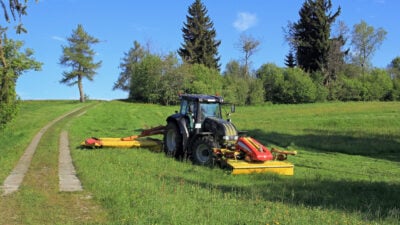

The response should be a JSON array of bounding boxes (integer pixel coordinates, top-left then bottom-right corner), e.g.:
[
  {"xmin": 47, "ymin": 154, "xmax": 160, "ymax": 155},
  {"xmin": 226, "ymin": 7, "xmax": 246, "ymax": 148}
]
[
  {"xmin": 82, "ymin": 137, "xmax": 162, "ymax": 151},
  {"xmin": 227, "ymin": 160, "xmax": 294, "ymax": 175}
]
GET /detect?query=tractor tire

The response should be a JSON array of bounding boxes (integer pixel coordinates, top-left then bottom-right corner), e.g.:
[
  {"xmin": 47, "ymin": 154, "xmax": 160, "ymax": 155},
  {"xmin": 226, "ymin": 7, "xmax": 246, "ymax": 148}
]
[
  {"xmin": 163, "ymin": 122, "xmax": 183, "ymax": 159},
  {"xmin": 191, "ymin": 136, "xmax": 218, "ymax": 166}
]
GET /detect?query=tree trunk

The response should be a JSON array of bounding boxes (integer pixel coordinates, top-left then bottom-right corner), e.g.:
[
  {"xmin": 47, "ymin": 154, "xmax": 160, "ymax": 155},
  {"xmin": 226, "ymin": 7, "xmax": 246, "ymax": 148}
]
[{"xmin": 78, "ymin": 75, "xmax": 85, "ymax": 102}]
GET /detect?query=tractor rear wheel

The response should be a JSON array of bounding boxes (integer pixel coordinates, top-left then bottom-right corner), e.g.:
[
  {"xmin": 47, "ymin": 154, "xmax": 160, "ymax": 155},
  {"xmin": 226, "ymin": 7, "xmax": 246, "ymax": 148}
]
[
  {"xmin": 163, "ymin": 122, "xmax": 183, "ymax": 159},
  {"xmin": 191, "ymin": 136, "xmax": 218, "ymax": 166}
]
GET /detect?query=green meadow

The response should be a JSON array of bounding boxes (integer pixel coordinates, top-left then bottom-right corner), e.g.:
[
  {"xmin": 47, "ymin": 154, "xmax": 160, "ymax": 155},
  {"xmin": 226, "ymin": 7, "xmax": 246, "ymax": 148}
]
[{"xmin": 1, "ymin": 100, "xmax": 399, "ymax": 225}]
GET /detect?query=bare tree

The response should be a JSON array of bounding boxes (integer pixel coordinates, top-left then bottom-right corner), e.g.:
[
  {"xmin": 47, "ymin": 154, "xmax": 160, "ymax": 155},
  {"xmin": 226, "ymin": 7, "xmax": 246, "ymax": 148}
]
[{"xmin": 236, "ymin": 33, "xmax": 260, "ymax": 77}]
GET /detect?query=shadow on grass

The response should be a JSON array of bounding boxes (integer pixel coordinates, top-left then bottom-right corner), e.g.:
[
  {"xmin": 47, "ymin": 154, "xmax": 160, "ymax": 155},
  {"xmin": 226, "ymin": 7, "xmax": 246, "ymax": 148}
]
[
  {"xmin": 172, "ymin": 174, "xmax": 400, "ymax": 221},
  {"xmin": 248, "ymin": 129, "xmax": 400, "ymax": 162}
]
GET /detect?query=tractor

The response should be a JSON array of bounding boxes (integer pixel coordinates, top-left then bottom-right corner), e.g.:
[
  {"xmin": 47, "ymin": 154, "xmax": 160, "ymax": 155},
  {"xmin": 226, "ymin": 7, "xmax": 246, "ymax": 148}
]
[
  {"xmin": 82, "ymin": 94, "xmax": 296, "ymax": 175},
  {"xmin": 163, "ymin": 94, "xmax": 238, "ymax": 165}
]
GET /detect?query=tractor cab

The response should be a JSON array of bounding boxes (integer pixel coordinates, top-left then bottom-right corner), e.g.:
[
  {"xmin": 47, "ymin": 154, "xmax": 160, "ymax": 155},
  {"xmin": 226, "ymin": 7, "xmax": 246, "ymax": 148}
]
[{"xmin": 179, "ymin": 94, "xmax": 224, "ymax": 132}]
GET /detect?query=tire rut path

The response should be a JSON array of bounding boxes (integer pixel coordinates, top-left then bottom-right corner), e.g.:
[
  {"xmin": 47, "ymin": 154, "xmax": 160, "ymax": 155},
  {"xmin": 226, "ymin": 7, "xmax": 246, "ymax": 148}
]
[
  {"xmin": 59, "ymin": 130, "xmax": 83, "ymax": 192},
  {"xmin": 1, "ymin": 106, "xmax": 85, "ymax": 196}
]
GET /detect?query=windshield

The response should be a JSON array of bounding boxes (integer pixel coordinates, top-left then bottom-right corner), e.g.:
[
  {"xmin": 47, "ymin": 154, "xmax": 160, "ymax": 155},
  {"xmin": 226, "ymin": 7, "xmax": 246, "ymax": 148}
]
[{"xmin": 199, "ymin": 103, "xmax": 221, "ymax": 119}]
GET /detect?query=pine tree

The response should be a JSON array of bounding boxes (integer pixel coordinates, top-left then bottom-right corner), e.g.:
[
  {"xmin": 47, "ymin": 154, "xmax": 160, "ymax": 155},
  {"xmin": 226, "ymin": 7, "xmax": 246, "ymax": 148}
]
[
  {"xmin": 284, "ymin": 51, "xmax": 296, "ymax": 68},
  {"xmin": 293, "ymin": 0, "xmax": 340, "ymax": 80},
  {"xmin": 59, "ymin": 24, "xmax": 102, "ymax": 102},
  {"xmin": 178, "ymin": 0, "xmax": 221, "ymax": 70},
  {"xmin": 114, "ymin": 40, "xmax": 148, "ymax": 92}
]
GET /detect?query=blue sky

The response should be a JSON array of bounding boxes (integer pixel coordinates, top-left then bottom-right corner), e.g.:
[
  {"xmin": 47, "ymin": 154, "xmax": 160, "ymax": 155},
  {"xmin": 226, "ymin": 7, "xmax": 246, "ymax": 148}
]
[{"xmin": 10, "ymin": 0, "xmax": 400, "ymax": 100}]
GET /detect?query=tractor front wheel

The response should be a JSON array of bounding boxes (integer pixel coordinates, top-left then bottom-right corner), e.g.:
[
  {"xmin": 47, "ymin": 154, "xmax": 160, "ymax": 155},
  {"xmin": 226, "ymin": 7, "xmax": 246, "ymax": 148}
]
[{"xmin": 191, "ymin": 136, "xmax": 218, "ymax": 166}]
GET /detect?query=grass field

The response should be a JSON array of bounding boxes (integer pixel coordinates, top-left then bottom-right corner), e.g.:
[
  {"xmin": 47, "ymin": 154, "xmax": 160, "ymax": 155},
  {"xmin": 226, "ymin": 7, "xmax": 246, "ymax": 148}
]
[{"xmin": 1, "ymin": 100, "xmax": 399, "ymax": 224}]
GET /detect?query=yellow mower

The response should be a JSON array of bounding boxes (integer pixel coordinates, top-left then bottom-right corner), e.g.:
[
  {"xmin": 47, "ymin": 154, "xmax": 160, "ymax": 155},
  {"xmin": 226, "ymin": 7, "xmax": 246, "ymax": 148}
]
[{"xmin": 82, "ymin": 94, "xmax": 296, "ymax": 175}]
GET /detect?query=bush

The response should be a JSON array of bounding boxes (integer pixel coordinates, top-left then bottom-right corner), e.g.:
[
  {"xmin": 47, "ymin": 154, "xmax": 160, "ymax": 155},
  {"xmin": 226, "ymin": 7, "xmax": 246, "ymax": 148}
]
[
  {"xmin": 247, "ymin": 78, "xmax": 265, "ymax": 105},
  {"xmin": 0, "ymin": 100, "xmax": 19, "ymax": 129},
  {"xmin": 256, "ymin": 63, "xmax": 284, "ymax": 103},
  {"xmin": 392, "ymin": 78, "xmax": 400, "ymax": 100},
  {"xmin": 185, "ymin": 64, "xmax": 222, "ymax": 95},
  {"xmin": 281, "ymin": 68, "xmax": 317, "ymax": 103},
  {"xmin": 221, "ymin": 75, "xmax": 249, "ymax": 105},
  {"xmin": 257, "ymin": 65, "xmax": 317, "ymax": 104},
  {"xmin": 338, "ymin": 76, "xmax": 364, "ymax": 101},
  {"xmin": 315, "ymin": 83, "xmax": 329, "ymax": 102},
  {"xmin": 129, "ymin": 54, "xmax": 164, "ymax": 103},
  {"xmin": 365, "ymin": 69, "xmax": 393, "ymax": 101}
]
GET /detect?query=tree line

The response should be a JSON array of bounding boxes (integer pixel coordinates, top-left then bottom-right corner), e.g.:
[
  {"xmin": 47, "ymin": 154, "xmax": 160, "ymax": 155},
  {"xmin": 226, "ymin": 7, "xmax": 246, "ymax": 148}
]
[
  {"xmin": 1, "ymin": 0, "xmax": 400, "ymax": 129},
  {"xmin": 115, "ymin": 0, "xmax": 399, "ymax": 105}
]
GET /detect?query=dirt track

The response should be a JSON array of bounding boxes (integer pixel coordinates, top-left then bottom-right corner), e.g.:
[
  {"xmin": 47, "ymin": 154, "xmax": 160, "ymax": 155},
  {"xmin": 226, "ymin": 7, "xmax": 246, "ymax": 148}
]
[{"xmin": 1, "ymin": 107, "xmax": 84, "ymax": 196}]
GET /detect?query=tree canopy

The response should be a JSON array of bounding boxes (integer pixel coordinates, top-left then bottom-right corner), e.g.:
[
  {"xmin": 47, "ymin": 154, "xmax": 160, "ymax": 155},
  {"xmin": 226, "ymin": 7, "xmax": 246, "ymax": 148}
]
[{"xmin": 0, "ymin": 36, "xmax": 41, "ymax": 128}]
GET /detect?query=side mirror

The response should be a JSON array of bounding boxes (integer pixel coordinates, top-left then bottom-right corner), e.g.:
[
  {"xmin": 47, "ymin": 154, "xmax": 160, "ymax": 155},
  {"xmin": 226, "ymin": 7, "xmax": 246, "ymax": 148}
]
[{"xmin": 231, "ymin": 104, "xmax": 235, "ymax": 113}]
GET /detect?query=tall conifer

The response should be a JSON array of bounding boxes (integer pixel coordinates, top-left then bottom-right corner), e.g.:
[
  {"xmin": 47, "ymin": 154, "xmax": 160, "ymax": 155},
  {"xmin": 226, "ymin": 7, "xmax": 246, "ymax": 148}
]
[
  {"xmin": 293, "ymin": 0, "xmax": 340, "ymax": 79},
  {"xmin": 178, "ymin": 0, "xmax": 221, "ymax": 70}
]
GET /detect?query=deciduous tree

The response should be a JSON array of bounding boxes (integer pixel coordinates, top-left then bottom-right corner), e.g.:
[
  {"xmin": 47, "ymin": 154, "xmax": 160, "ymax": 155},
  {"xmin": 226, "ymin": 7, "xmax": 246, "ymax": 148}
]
[
  {"xmin": 0, "ymin": 0, "xmax": 40, "ymax": 128},
  {"xmin": 0, "ymin": 36, "xmax": 41, "ymax": 128},
  {"xmin": 350, "ymin": 20, "xmax": 387, "ymax": 74}
]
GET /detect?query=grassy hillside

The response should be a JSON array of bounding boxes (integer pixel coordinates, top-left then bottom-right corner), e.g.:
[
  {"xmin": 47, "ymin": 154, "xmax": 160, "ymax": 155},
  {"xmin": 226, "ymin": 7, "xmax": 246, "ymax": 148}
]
[
  {"xmin": 1, "ymin": 100, "xmax": 399, "ymax": 224},
  {"xmin": 68, "ymin": 101, "xmax": 399, "ymax": 225}
]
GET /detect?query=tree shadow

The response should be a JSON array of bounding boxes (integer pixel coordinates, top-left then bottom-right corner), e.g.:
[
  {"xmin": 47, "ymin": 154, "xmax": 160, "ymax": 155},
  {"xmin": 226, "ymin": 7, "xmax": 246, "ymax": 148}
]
[
  {"xmin": 247, "ymin": 129, "xmax": 400, "ymax": 162},
  {"xmin": 168, "ymin": 175, "xmax": 400, "ymax": 221}
]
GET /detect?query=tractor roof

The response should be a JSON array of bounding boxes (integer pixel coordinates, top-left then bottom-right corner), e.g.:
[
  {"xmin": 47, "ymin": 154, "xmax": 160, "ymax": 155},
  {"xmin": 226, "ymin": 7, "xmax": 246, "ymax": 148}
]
[{"xmin": 180, "ymin": 94, "xmax": 224, "ymax": 103}]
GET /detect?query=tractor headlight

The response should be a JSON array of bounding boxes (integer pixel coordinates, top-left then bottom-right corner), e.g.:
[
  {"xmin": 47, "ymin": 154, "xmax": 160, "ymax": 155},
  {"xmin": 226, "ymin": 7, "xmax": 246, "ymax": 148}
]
[{"xmin": 223, "ymin": 135, "xmax": 238, "ymax": 141}]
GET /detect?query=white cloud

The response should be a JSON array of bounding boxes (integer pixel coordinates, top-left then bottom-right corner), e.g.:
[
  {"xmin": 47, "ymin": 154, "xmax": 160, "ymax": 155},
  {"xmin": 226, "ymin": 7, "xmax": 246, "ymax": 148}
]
[
  {"xmin": 51, "ymin": 36, "xmax": 66, "ymax": 42},
  {"xmin": 233, "ymin": 12, "xmax": 257, "ymax": 32}
]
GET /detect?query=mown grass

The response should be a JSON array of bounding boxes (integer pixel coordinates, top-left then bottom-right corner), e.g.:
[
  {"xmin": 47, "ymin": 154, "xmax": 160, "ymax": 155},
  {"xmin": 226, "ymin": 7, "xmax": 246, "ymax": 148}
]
[{"xmin": 67, "ymin": 101, "xmax": 400, "ymax": 225}]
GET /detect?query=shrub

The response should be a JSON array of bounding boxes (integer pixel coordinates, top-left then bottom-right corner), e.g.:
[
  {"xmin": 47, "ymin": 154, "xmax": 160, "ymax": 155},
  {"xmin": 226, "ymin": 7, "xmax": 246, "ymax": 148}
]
[
  {"xmin": 185, "ymin": 64, "xmax": 222, "ymax": 95},
  {"xmin": 338, "ymin": 76, "xmax": 364, "ymax": 101},
  {"xmin": 281, "ymin": 68, "xmax": 317, "ymax": 103},
  {"xmin": 392, "ymin": 78, "xmax": 400, "ymax": 100},
  {"xmin": 247, "ymin": 78, "xmax": 265, "ymax": 105},
  {"xmin": 257, "ymin": 65, "xmax": 317, "ymax": 104},
  {"xmin": 366, "ymin": 69, "xmax": 393, "ymax": 101}
]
